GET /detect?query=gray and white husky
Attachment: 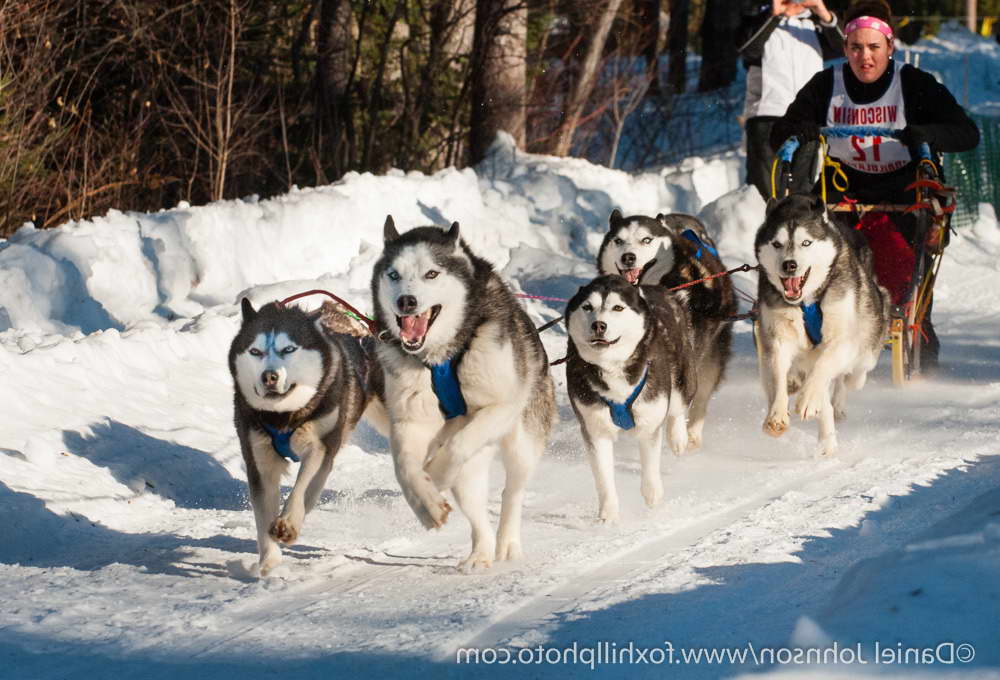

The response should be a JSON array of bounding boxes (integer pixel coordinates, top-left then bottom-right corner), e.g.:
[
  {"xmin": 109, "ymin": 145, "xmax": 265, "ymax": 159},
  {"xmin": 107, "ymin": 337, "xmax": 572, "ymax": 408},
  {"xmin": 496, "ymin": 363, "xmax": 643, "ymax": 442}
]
[
  {"xmin": 754, "ymin": 194, "xmax": 889, "ymax": 456},
  {"xmin": 566, "ymin": 275, "xmax": 698, "ymax": 523},
  {"xmin": 371, "ymin": 217, "xmax": 555, "ymax": 572},
  {"xmin": 229, "ymin": 299, "xmax": 384, "ymax": 576},
  {"xmin": 597, "ymin": 210, "xmax": 735, "ymax": 449}
]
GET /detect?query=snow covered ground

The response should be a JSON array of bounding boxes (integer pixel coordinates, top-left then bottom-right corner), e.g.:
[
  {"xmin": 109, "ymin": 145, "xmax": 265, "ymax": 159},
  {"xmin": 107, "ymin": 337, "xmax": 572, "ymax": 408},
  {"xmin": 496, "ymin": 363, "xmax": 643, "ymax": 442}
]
[{"xmin": 2, "ymin": 28, "xmax": 1000, "ymax": 680}]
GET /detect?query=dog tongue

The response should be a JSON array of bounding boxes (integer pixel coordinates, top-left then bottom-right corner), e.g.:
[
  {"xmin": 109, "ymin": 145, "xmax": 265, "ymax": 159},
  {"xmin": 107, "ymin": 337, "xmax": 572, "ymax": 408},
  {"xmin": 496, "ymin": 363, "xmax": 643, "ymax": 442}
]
[
  {"xmin": 782, "ymin": 276, "xmax": 804, "ymax": 298},
  {"xmin": 399, "ymin": 309, "xmax": 431, "ymax": 343},
  {"xmin": 622, "ymin": 268, "xmax": 642, "ymax": 284}
]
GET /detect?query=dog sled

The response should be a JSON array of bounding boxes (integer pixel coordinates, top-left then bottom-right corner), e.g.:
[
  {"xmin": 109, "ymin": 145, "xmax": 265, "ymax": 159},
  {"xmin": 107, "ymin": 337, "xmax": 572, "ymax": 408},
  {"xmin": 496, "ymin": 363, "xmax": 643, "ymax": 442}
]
[{"xmin": 771, "ymin": 125, "xmax": 956, "ymax": 386}]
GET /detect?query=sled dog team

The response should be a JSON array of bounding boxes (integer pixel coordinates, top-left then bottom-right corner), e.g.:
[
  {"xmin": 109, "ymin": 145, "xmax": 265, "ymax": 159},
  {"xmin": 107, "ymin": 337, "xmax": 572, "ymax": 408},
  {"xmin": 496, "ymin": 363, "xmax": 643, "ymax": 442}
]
[{"xmin": 230, "ymin": 194, "xmax": 889, "ymax": 576}]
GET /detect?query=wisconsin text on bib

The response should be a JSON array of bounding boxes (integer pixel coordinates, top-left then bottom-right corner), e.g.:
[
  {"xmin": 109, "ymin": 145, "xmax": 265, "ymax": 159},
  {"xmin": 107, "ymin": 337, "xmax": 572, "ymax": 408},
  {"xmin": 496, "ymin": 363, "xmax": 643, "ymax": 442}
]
[{"xmin": 832, "ymin": 105, "xmax": 899, "ymax": 125}]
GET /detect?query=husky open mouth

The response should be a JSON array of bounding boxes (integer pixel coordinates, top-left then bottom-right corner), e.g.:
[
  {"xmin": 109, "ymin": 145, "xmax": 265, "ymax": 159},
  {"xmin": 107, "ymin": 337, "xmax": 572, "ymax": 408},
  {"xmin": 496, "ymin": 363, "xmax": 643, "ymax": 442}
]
[
  {"xmin": 617, "ymin": 262, "xmax": 652, "ymax": 285},
  {"xmin": 397, "ymin": 304, "xmax": 442, "ymax": 351},
  {"xmin": 780, "ymin": 268, "xmax": 811, "ymax": 302}
]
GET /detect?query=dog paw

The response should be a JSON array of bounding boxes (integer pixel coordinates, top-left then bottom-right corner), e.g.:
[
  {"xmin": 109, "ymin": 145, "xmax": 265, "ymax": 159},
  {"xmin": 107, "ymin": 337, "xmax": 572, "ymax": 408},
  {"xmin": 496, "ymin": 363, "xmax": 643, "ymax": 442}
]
[
  {"xmin": 495, "ymin": 540, "xmax": 523, "ymax": 562},
  {"xmin": 641, "ymin": 479, "xmax": 664, "ymax": 508},
  {"xmin": 415, "ymin": 485, "xmax": 452, "ymax": 530},
  {"xmin": 457, "ymin": 552, "xmax": 493, "ymax": 573},
  {"xmin": 269, "ymin": 516, "xmax": 300, "ymax": 545},
  {"xmin": 257, "ymin": 549, "xmax": 282, "ymax": 577},
  {"xmin": 819, "ymin": 435, "xmax": 839, "ymax": 457},
  {"xmin": 596, "ymin": 505, "xmax": 620, "ymax": 524},
  {"xmin": 763, "ymin": 411, "xmax": 789, "ymax": 437},
  {"xmin": 687, "ymin": 431, "xmax": 703, "ymax": 451},
  {"xmin": 795, "ymin": 384, "xmax": 826, "ymax": 420}
]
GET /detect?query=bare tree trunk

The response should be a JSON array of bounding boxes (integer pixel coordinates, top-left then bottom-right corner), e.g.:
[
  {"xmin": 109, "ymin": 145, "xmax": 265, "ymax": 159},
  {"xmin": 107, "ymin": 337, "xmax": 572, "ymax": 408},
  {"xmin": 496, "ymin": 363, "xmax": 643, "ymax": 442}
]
[
  {"xmin": 469, "ymin": 0, "xmax": 527, "ymax": 165},
  {"xmin": 636, "ymin": 0, "xmax": 661, "ymax": 94},
  {"xmin": 548, "ymin": 0, "xmax": 624, "ymax": 157},
  {"xmin": 697, "ymin": 0, "xmax": 738, "ymax": 92},
  {"xmin": 315, "ymin": 0, "xmax": 356, "ymax": 180},
  {"xmin": 666, "ymin": 0, "xmax": 688, "ymax": 94},
  {"xmin": 213, "ymin": 0, "xmax": 239, "ymax": 200}
]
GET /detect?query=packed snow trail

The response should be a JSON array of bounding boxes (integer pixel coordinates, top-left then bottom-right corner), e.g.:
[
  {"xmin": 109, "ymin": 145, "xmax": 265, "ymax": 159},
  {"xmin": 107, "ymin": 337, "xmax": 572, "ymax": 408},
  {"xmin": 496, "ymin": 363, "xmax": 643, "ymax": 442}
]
[{"xmin": 2, "ymin": 312, "xmax": 998, "ymax": 679}]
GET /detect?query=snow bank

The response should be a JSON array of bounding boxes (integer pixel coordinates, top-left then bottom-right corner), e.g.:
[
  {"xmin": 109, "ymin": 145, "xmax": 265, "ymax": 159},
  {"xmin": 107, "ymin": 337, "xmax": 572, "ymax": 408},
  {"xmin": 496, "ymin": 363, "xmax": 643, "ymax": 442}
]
[{"xmin": 0, "ymin": 133, "xmax": 741, "ymax": 341}]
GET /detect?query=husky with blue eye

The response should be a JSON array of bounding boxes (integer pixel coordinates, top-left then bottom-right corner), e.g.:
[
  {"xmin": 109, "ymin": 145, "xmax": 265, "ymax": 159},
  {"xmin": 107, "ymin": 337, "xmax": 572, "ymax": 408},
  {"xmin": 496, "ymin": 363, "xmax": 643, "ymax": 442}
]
[
  {"xmin": 229, "ymin": 299, "xmax": 387, "ymax": 577},
  {"xmin": 755, "ymin": 194, "xmax": 889, "ymax": 456},
  {"xmin": 565, "ymin": 275, "xmax": 698, "ymax": 523},
  {"xmin": 371, "ymin": 216, "xmax": 555, "ymax": 573}
]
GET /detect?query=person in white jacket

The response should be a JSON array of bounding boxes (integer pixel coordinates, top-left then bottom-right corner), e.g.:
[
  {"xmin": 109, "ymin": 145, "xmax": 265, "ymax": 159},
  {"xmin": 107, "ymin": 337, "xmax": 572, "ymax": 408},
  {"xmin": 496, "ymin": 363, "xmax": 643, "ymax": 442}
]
[{"xmin": 738, "ymin": 0, "xmax": 842, "ymax": 199}]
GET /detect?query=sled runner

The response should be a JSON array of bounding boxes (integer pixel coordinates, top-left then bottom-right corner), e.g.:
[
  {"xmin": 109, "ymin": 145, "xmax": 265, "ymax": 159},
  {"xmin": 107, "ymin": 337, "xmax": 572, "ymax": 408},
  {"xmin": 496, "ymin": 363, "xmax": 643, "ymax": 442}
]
[{"xmin": 771, "ymin": 126, "xmax": 956, "ymax": 386}]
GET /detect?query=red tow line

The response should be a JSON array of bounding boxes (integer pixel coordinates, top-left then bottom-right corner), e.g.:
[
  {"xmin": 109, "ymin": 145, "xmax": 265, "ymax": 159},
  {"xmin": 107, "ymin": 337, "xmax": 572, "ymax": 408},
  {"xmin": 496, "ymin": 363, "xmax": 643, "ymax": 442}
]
[{"xmin": 664, "ymin": 263, "xmax": 759, "ymax": 292}]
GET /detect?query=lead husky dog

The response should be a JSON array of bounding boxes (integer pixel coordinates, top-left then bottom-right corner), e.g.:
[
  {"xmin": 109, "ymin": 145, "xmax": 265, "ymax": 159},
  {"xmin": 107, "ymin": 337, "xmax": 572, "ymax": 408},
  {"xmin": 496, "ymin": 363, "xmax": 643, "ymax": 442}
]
[
  {"xmin": 597, "ymin": 210, "xmax": 735, "ymax": 449},
  {"xmin": 229, "ymin": 299, "xmax": 383, "ymax": 576},
  {"xmin": 566, "ymin": 276, "xmax": 698, "ymax": 522},
  {"xmin": 372, "ymin": 217, "xmax": 555, "ymax": 572},
  {"xmin": 755, "ymin": 194, "xmax": 889, "ymax": 456}
]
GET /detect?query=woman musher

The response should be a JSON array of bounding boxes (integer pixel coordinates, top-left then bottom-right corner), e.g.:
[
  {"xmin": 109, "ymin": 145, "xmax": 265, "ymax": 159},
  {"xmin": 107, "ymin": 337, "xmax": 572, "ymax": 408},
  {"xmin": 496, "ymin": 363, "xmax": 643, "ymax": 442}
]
[{"xmin": 770, "ymin": 0, "xmax": 979, "ymax": 371}]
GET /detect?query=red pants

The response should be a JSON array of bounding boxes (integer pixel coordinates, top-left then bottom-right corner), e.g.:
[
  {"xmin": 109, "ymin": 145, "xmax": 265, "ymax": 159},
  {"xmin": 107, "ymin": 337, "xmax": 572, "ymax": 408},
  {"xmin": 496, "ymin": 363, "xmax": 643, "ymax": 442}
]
[{"xmin": 854, "ymin": 212, "xmax": 916, "ymax": 305}]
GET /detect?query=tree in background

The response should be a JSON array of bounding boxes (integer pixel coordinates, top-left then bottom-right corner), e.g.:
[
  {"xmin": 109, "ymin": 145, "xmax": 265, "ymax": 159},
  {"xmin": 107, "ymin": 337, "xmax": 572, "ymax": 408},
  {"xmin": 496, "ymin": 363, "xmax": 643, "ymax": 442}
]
[
  {"xmin": 666, "ymin": 0, "xmax": 689, "ymax": 93},
  {"xmin": 469, "ymin": 0, "xmax": 527, "ymax": 164},
  {"xmin": 4, "ymin": 0, "xmax": 989, "ymax": 236},
  {"xmin": 697, "ymin": 0, "xmax": 738, "ymax": 92}
]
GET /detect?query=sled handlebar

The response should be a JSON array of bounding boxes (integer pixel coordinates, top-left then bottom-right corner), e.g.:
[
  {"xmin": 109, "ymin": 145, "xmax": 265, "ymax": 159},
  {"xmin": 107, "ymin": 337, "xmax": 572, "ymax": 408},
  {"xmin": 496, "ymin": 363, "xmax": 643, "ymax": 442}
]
[{"xmin": 776, "ymin": 127, "xmax": 932, "ymax": 163}]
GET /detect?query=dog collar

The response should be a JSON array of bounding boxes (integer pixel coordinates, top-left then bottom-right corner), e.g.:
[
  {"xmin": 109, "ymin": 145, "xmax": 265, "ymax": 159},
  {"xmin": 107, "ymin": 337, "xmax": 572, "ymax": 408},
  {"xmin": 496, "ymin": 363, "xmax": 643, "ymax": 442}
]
[
  {"xmin": 681, "ymin": 229, "xmax": 719, "ymax": 261},
  {"xmin": 260, "ymin": 421, "xmax": 301, "ymax": 462},
  {"xmin": 600, "ymin": 364, "xmax": 650, "ymax": 430},
  {"xmin": 800, "ymin": 302, "xmax": 824, "ymax": 346},
  {"xmin": 429, "ymin": 354, "xmax": 467, "ymax": 420}
]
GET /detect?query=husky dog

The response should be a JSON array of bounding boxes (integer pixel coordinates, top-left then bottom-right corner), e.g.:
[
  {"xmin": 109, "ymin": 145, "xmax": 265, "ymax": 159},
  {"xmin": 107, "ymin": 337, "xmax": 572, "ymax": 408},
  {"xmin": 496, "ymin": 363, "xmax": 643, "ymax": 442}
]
[
  {"xmin": 371, "ymin": 217, "xmax": 555, "ymax": 572},
  {"xmin": 565, "ymin": 276, "xmax": 697, "ymax": 522},
  {"xmin": 597, "ymin": 209, "xmax": 735, "ymax": 449},
  {"xmin": 754, "ymin": 194, "xmax": 889, "ymax": 456},
  {"xmin": 229, "ymin": 299, "xmax": 383, "ymax": 576}
]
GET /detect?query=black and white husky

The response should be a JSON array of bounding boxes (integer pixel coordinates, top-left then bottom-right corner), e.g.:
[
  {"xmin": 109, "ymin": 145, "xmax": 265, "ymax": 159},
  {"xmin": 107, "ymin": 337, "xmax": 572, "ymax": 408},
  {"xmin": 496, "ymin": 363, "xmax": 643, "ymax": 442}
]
[
  {"xmin": 371, "ymin": 217, "xmax": 555, "ymax": 572},
  {"xmin": 565, "ymin": 276, "xmax": 698, "ymax": 523},
  {"xmin": 229, "ymin": 299, "xmax": 383, "ymax": 576},
  {"xmin": 597, "ymin": 209, "xmax": 735, "ymax": 449},
  {"xmin": 754, "ymin": 194, "xmax": 889, "ymax": 456}
]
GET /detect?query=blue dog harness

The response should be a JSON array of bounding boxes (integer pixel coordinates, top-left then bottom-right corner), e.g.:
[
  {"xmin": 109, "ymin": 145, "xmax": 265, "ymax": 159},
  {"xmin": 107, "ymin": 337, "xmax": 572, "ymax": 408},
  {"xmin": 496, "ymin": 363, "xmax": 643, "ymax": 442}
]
[
  {"xmin": 261, "ymin": 422, "xmax": 300, "ymax": 463},
  {"xmin": 680, "ymin": 229, "xmax": 719, "ymax": 260},
  {"xmin": 600, "ymin": 365, "xmax": 650, "ymax": 431},
  {"xmin": 801, "ymin": 302, "xmax": 824, "ymax": 346},
  {"xmin": 429, "ymin": 354, "xmax": 468, "ymax": 420}
]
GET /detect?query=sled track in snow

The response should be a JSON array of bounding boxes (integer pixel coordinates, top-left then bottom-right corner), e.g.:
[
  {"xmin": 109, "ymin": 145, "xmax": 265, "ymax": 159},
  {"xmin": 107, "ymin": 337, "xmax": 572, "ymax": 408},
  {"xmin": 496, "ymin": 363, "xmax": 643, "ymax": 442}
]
[
  {"xmin": 181, "ymin": 547, "xmax": 448, "ymax": 661},
  {"xmin": 445, "ymin": 460, "xmax": 850, "ymax": 659}
]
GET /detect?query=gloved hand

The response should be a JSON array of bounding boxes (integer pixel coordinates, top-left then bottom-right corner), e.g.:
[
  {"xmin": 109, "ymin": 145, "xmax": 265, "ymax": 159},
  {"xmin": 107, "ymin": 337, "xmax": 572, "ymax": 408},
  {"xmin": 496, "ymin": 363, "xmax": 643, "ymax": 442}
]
[
  {"xmin": 787, "ymin": 121, "xmax": 821, "ymax": 143},
  {"xmin": 897, "ymin": 125, "xmax": 930, "ymax": 149}
]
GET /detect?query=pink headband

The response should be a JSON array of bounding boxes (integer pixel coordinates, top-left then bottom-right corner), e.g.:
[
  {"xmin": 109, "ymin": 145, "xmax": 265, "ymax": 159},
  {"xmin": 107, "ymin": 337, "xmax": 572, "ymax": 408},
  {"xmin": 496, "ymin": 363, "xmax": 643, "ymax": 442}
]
[{"xmin": 845, "ymin": 16, "xmax": 894, "ymax": 39}]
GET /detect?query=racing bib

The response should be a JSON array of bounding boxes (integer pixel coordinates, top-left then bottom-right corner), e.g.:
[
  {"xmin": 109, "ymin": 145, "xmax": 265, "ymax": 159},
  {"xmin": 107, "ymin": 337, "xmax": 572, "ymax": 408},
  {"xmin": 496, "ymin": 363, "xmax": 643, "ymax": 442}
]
[{"xmin": 826, "ymin": 61, "xmax": 910, "ymax": 174}]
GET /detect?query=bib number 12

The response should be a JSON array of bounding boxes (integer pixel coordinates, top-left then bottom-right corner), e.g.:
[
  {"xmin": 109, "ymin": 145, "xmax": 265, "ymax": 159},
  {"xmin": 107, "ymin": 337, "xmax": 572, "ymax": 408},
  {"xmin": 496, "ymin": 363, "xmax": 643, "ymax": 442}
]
[{"xmin": 851, "ymin": 135, "xmax": 882, "ymax": 162}]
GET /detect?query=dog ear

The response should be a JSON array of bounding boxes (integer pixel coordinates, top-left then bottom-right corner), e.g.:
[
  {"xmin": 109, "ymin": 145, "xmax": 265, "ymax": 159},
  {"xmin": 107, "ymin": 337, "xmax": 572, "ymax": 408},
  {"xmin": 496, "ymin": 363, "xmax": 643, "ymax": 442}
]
[
  {"xmin": 446, "ymin": 221, "xmax": 460, "ymax": 242},
  {"xmin": 764, "ymin": 197, "xmax": 779, "ymax": 217},
  {"xmin": 241, "ymin": 297, "xmax": 256, "ymax": 322},
  {"xmin": 656, "ymin": 213, "xmax": 675, "ymax": 232},
  {"xmin": 609, "ymin": 209, "xmax": 623, "ymax": 227},
  {"xmin": 811, "ymin": 194, "xmax": 826, "ymax": 212},
  {"xmin": 384, "ymin": 215, "xmax": 400, "ymax": 243}
]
